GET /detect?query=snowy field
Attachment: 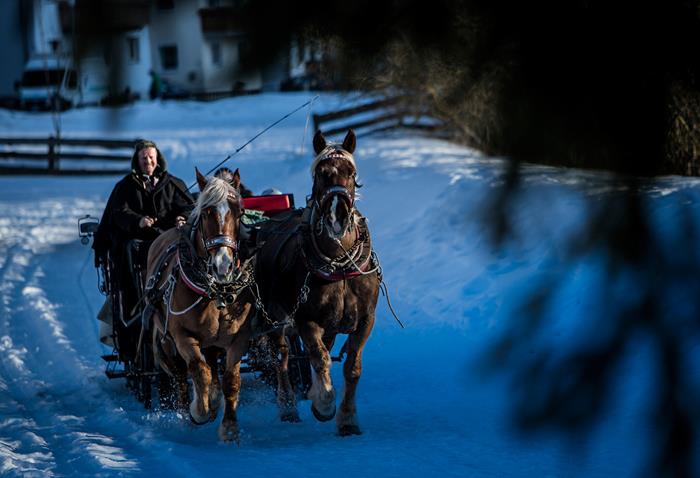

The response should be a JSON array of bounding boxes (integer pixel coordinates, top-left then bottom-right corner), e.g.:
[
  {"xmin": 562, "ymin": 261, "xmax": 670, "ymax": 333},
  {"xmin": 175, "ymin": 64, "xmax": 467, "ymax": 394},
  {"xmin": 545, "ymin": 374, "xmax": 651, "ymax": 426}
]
[{"xmin": 0, "ymin": 93, "xmax": 699, "ymax": 477}]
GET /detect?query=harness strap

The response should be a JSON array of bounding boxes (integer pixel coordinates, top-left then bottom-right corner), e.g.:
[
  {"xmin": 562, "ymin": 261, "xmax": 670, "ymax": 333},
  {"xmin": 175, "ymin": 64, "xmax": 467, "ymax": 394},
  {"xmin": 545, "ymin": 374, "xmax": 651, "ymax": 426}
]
[
  {"xmin": 176, "ymin": 248, "xmax": 209, "ymax": 297},
  {"xmin": 319, "ymin": 185, "xmax": 354, "ymax": 208},
  {"xmin": 204, "ymin": 234, "xmax": 237, "ymax": 251}
]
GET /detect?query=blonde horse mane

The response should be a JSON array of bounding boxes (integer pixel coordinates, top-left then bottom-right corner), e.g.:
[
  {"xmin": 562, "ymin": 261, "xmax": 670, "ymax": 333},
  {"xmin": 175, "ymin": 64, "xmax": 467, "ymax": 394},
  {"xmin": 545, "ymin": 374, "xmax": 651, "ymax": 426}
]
[{"xmin": 188, "ymin": 176, "xmax": 239, "ymax": 225}]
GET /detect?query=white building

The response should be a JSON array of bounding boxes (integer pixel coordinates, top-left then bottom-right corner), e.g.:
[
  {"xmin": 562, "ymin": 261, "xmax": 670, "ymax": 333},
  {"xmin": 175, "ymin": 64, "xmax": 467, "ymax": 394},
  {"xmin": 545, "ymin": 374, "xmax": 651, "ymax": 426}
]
[
  {"xmin": 7, "ymin": 0, "xmax": 152, "ymax": 105},
  {"xmin": 149, "ymin": 0, "xmax": 266, "ymax": 95}
]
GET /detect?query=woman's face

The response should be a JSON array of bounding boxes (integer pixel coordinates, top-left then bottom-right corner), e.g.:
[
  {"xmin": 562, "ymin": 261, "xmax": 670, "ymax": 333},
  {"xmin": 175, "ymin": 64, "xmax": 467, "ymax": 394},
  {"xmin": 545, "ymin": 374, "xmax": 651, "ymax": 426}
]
[{"xmin": 138, "ymin": 147, "xmax": 157, "ymax": 176}]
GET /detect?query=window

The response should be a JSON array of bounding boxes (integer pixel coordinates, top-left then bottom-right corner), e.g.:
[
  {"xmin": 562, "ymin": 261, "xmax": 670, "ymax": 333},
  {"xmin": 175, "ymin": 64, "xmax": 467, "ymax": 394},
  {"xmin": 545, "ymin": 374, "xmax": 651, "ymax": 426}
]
[
  {"xmin": 127, "ymin": 37, "xmax": 140, "ymax": 63},
  {"xmin": 211, "ymin": 42, "xmax": 221, "ymax": 66},
  {"xmin": 159, "ymin": 45, "xmax": 178, "ymax": 70},
  {"xmin": 238, "ymin": 39, "xmax": 251, "ymax": 64},
  {"xmin": 156, "ymin": 0, "xmax": 174, "ymax": 9},
  {"xmin": 296, "ymin": 38, "xmax": 305, "ymax": 65}
]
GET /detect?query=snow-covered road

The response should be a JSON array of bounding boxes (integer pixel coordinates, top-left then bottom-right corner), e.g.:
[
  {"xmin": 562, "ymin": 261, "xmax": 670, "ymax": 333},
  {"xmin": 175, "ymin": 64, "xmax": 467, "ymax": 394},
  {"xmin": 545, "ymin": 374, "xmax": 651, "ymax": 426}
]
[{"xmin": 0, "ymin": 93, "xmax": 698, "ymax": 477}]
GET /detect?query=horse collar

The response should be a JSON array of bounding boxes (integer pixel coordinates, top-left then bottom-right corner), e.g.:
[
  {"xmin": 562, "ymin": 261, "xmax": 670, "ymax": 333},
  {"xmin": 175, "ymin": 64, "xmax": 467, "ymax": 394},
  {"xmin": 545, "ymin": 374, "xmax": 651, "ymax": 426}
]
[
  {"xmin": 300, "ymin": 214, "xmax": 373, "ymax": 282},
  {"xmin": 175, "ymin": 244, "xmax": 210, "ymax": 297}
]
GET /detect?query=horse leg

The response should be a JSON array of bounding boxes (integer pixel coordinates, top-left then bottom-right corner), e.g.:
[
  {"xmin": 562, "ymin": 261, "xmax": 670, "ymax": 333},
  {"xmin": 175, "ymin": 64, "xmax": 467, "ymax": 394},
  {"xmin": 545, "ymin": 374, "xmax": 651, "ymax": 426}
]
[
  {"xmin": 301, "ymin": 322, "xmax": 336, "ymax": 422},
  {"xmin": 162, "ymin": 335, "xmax": 189, "ymax": 413},
  {"xmin": 273, "ymin": 330, "xmax": 300, "ymax": 422},
  {"xmin": 336, "ymin": 317, "xmax": 374, "ymax": 436},
  {"xmin": 323, "ymin": 335, "xmax": 336, "ymax": 352},
  {"xmin": 205, "ymin": 348, "xmax": 223, "ymax": 421},
  {"xmin": 219, "ymin": 334, "xmax": 248, "ymax": 443},
  {"xmin": 153, "ymin": 319, "xmax": 188, "ymax": 412},
  {"xmin": 174, "ymin": 336, "xmax": 212, "ymax": 424}
]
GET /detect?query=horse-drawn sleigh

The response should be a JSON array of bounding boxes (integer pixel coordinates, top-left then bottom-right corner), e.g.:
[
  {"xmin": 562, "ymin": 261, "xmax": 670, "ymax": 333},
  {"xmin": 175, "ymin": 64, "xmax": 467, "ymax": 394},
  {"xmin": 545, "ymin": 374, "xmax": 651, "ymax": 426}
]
[{"xmin": 79, "ymin": 130, "xmax": 381, "ymax": 440}]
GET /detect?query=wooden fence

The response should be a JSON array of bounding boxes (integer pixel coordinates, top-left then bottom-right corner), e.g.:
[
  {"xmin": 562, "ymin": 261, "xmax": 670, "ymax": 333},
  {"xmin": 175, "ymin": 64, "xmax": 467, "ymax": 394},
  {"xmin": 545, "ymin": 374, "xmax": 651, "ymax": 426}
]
[
  {"xmin": 312, "ymin": 96, "xmax": 445, "ymax": 139},
  {"xmin": 0, "ymin": 136, "xmax": 137, "ymax": 175}
]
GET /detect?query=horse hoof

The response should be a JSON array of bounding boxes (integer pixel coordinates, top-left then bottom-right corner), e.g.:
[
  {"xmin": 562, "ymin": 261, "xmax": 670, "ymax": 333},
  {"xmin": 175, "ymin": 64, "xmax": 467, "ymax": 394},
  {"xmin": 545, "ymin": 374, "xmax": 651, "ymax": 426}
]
[
  {"xmin": 219, "ymin": 425, "xmax": 240, "ymax": 444},
  {"xmin": 338, "ymin": 424, "xmax": 362, "ymax": 436},
  {"xmin": 281, "ymin": 411, "xmax": 301, "ymax": 423},
  {"xmin": 190, "ymin": 412, "xmax": 210, "ymax": 425},
  {"xmin": 189, "ymin": 400, "xmax": 211, "ymax": 425},
  {"xmin": 311, "ymin": 403, "xmax": 336, "ymax": 422},
  {"xmin": 209, "ymin": 390, "xmax": 223, "ymax": 414}
]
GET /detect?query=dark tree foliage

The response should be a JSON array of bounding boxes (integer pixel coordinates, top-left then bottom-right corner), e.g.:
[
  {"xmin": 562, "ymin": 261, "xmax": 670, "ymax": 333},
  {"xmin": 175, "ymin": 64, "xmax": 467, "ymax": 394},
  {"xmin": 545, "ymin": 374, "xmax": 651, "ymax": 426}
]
[
  {"xmin": 487, "ymin": 181, "xmax": 700, "ymax": 476},
  {"xmin": 80, "ymin": 0, "xmax": 700, "ymax": 474},
  {"xmin": 236, "ymin": 0, "xmax": 700, "ymax": 176}
]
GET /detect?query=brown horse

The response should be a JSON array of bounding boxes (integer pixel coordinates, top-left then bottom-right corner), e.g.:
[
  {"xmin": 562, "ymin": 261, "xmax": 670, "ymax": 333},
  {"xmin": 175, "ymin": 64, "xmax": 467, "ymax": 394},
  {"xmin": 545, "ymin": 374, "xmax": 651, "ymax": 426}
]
[
  {"xmin": 255, "ymin": 129, "xmax": 380, "ymax": 435},
  {"xmin": 145, "ymin": 168, "xmax": 254, "ymax": 442}
]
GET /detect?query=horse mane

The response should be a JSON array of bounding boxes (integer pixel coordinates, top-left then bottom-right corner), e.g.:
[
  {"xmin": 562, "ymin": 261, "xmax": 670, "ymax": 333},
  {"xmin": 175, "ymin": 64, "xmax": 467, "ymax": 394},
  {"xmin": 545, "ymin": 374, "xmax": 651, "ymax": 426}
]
[
  {"xmin": 310, "ymin": 145, "xmax": 356, "ymax": 177},
  {"xmin": 188, "ymin": 176, "xmax": 240, "ymax": 225}
]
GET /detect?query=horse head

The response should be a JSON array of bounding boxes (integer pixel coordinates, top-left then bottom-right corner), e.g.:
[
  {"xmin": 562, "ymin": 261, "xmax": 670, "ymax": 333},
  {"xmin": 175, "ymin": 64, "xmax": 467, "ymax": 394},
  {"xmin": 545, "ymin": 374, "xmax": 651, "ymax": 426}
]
[
  {"xmin": 192, "ymin": 167, "xmax": 243, "ymax": 283},
  {"xmin": 310, "ymin": 129, "xmax": 359, "ymax": 239}
]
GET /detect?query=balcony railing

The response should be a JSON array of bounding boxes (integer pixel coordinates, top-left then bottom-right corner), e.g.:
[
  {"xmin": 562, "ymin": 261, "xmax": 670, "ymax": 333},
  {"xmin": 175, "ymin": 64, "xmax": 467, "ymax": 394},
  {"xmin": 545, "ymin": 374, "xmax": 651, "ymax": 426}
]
[{"xmin": 61, "ymin": 0, "xmax": 150, "ymax": 34}]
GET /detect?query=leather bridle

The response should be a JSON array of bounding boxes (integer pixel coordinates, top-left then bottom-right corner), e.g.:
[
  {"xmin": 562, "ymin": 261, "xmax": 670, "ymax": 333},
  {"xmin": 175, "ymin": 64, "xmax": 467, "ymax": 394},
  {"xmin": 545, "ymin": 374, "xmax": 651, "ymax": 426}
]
[{"xmin": 195, "ymin": 201, "xmax": 241, "ymax": 277}]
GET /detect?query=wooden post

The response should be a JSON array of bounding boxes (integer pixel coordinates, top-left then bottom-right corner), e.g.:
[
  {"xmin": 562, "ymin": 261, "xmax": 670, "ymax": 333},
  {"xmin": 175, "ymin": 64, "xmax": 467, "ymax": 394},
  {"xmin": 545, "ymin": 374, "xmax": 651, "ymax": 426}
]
[{"xmin": 48, "ymin": 136, "xmax": 55, "ymax": 171}]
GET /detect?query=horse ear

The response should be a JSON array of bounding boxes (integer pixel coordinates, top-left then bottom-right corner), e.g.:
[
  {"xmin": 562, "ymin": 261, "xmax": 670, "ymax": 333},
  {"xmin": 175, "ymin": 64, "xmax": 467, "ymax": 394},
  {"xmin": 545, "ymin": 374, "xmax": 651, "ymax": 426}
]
[
  {"xmin": 313, "ymin": 130, "xmax": 326, "ymax": 155},
  {"xmin": 195, "ymin": 167, "xmax": 207, "ymax": 192},
  {"xmin": 342, "ymin": 129, "xmax": 356, "ymax": 154},
  {"xmin": 231, "ymin": 168, "xmax": 241, "ymax": 189}
]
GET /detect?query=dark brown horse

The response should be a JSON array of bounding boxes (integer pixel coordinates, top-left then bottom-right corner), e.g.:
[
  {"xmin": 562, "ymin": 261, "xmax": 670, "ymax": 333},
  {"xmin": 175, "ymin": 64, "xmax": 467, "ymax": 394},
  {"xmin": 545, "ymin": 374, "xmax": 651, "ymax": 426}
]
[
  {"xmin": 255, "ymin": 130, "xmax": 379, "ymax": 435},
  {"xmin": 145, "ymin": 168, "xmax": 254, "ymax": 442}
]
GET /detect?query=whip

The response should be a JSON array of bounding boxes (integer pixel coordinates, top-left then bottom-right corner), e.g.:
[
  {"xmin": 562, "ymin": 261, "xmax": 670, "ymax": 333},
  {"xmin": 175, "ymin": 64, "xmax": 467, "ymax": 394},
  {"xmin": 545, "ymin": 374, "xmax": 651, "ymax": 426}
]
[{"xmin": 188, "ymin": 94, "xmax": 320, "ymax": 190}]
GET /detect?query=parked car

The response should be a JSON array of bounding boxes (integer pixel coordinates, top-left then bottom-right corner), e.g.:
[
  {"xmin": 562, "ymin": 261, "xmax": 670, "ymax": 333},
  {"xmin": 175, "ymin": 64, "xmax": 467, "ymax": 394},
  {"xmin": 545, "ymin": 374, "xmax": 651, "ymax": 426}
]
[{"xmin": 18, "ymin": 56, "xmax": 108, "ymax": 110}]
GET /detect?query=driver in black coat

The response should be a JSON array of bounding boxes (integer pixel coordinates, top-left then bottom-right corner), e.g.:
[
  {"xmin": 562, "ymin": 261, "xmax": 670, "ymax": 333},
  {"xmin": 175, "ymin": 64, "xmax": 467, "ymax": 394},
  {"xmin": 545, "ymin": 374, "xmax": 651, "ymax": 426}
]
[
  {"xmin": 111, "ymin": 140, "xmax": 193, "ymax": 243},
  {"xmin": 93, "ymin": 140, "xmax": 193, "ymax": 335}
]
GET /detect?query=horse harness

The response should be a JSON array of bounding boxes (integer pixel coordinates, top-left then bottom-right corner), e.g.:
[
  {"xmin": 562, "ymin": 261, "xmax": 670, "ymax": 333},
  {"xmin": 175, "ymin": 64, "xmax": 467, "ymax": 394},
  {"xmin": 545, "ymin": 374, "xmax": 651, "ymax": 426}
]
[
  {"xmin": 300, "ymin": 204, "xmax": 380, "ymax": 281},
  {"xmin": 144, "ymin": 222, "xmax": 301, "ymax": 338},
  {"xmin": 247, "ymin": 201, "xmax": 381, "ymax": 334}
]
